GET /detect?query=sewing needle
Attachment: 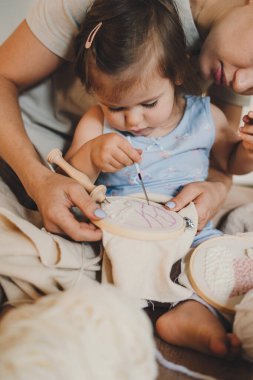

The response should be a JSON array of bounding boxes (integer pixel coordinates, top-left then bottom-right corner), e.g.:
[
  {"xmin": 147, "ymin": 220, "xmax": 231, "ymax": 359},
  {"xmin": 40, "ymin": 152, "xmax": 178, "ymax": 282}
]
[{"xmin": 127, "ymin": 136, "xmax": 150, "ymax": 205}]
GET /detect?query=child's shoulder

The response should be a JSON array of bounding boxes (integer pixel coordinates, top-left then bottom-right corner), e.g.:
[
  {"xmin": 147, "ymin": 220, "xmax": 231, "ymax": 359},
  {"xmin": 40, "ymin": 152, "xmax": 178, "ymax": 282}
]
[
  {"xmin": 209, "ymin": 102, "xmax": 224, "ymax": 114},
  {"xmin": 77, "ymin": 104, "xmax": 104, "ymax": 134},
  {"xmin": 80, "ymin": 104, "xmax": 104, "ymax": 125},
  {"xmin": 86, "ymin": 104, "xmax": 104, "ymax": 118},
  {"xmin": 209, "ymin": 102, "xmax": 228, "ymax": 127}
]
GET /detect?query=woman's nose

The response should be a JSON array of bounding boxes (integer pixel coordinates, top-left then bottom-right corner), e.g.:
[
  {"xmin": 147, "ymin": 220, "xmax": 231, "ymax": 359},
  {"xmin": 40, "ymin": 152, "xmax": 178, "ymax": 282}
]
[{"xmin": 233, "ymin": 68, "xmax": 253, "ymax": 95}]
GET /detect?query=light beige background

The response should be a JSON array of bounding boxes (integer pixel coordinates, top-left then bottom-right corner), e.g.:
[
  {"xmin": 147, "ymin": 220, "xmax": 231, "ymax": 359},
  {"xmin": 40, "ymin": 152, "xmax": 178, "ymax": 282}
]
[{"xmin": 0, "ymin": 0, "xmax": 34, "ymax": 43}]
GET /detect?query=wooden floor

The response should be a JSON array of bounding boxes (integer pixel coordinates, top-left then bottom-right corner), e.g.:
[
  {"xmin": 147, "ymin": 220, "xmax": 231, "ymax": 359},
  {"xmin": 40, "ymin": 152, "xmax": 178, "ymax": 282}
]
[{"xmin": 155, "ymin": 337, "xmax": 253, "ymax": 380}]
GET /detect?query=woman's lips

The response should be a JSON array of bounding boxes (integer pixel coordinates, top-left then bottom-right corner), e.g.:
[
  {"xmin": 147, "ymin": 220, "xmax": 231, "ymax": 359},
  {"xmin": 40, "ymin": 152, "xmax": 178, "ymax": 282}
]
[
  {"xmin": 213, "ymin": 63, "xmax": 227, "ymax": 86},
  {"xmin": 213, "ymin": 66, "xmax": 222, "ymax": 85}
]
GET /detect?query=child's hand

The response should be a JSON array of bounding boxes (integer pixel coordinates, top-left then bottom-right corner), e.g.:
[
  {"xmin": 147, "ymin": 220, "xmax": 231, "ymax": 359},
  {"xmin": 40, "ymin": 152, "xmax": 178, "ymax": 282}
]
[
  {"xmin": 238, "ymin": 111, "xmax": 253, "ymax": 152},
  {"xmin": 90, "ymin": 133, "xmax": 142, "ymax": 172}
]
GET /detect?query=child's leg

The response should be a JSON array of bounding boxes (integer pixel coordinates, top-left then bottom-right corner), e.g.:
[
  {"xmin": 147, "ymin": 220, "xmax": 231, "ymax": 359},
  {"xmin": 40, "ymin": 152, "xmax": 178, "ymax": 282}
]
[{"xmin": 156, "ymin": 300, "xmax": 241, "ymax": 358}]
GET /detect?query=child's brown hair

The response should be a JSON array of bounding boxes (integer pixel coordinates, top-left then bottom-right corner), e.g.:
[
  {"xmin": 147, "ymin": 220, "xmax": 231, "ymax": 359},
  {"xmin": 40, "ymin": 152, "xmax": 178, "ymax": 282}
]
[{"xmin": 75, "ymin": 0, "xmax": 201, "ymax": 97}]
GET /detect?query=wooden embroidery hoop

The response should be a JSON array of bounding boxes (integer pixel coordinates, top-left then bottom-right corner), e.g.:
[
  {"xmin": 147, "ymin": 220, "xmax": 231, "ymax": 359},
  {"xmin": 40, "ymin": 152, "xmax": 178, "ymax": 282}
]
[
  {"xmin": 188, "ymin": 235, "xmax": 253, "ymax": 314},
  {"xmin": 46, "ymin": 149, "xmax": 187, "ymax": 240},
  {"xmin": 93, "ymin": 196, "xmax": 186, "ymax": 241}
]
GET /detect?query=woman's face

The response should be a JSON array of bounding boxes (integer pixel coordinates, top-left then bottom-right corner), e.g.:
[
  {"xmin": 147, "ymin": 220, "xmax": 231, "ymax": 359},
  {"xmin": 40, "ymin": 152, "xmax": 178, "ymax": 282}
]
[{"xmin": 199, "ymin": 2, "xmax": 253, "ymax": 95}]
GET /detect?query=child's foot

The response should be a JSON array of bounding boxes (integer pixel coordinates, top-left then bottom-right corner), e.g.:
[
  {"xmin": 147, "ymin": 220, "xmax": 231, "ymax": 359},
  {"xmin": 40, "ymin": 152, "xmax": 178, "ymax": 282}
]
[{"xmin": 155, "ymin": 300, "xmax": 241, "ymax": 358}]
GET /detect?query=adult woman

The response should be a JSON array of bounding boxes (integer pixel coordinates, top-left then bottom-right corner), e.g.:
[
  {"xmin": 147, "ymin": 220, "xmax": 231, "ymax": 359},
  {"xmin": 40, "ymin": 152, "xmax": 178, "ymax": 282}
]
[{"xmin": 0, "ymin": 0, "xmax": 252, "ymax": 240}]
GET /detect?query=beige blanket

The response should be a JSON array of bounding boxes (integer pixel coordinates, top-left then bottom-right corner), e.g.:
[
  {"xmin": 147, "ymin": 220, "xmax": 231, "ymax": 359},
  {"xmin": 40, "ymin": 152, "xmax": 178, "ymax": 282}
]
[
  {"xmin": 0, "ymin": 179, "xmax": 100, "ymax": 305},
  {"xmin": 219, "ymin": 203, "xmax": 253, "ymax": 235}
]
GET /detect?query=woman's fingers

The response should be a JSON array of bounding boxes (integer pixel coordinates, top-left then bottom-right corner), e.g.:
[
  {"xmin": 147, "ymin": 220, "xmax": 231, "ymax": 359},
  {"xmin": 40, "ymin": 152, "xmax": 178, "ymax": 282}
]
[
  {"xmin": 35, "ymin": 173, "xmax": 105, "ymax": 241},
  {"xmin": 165, "ymin": 182, "xmax": 223, "ymax": 231}
]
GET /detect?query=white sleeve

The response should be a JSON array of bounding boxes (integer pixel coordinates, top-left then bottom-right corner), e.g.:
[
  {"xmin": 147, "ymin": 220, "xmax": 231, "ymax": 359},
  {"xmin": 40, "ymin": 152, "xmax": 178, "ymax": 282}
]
[{"xmin": 26, "ymin": 0, "xmax": 91, "ymax": 61}]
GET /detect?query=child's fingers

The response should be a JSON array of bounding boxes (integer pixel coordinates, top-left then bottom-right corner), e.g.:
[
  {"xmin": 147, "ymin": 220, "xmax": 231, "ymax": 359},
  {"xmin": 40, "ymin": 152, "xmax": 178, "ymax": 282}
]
[
  {"xmin": 112, "ymin": 147, "xmax": 139, "ymax": 167},
  {"xmin": 112, "ymin": 148, "xmax": 137, "ymax": 167},
  {"xmin": 121, "ymin": 141, "xmax": 142, "ymax": 163},
  {"xmin": 128, "ymin": 147, "xmax": 142, "ymax": 163},
  {"xmin": 101, "ymin": 136, "xmax": 141, "ymax": 169},
  {"xmin": 101, "ymin": 159, "xmax": 124, "ymax": 172},
  {"xmin": 101, "ymin": 148, "xmax": 138, "ymax": 171}
]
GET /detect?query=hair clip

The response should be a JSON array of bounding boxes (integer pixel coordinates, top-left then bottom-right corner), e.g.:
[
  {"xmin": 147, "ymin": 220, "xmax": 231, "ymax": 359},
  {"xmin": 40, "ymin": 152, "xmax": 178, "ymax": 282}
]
[{"xmin": 85, "ymin": 22, "xmax": 103, "ymax": 49}]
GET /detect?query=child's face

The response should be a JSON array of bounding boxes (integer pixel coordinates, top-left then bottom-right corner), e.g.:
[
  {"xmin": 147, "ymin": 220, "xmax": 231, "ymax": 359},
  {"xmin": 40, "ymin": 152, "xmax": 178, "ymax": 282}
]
[
  {"xmin": 199, "ymin": 2, "xmax": 253, "ymax": 95},
  {"xmin": 96, "ymin": 73, "xmax": 180, "ymax": 137}
]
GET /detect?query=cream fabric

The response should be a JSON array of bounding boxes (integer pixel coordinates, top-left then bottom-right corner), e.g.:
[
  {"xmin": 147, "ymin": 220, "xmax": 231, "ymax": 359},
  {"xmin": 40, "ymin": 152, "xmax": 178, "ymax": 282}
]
[
  {"xmin": 0, "ymin": 179, "xmax": 100, "ymax": 305},
  {"xmin": 219, "ymin": 203, "xmax": 253, "ymax": 235},
  {"xmin": 102, "ymin": 202, "xmax": 198, "ymax": 307},
  {"xmin": 0, "ymin": 285, "xmax": 157, "ymax": 380},
  {"xmin": 212, "ymin": 185, "xmax": 253, "ymax": 228}
]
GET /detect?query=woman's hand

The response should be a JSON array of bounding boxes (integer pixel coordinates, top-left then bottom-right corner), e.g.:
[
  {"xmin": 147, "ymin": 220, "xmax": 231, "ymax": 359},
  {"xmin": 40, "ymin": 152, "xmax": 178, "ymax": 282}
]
[
  {"xmin": 238, "ymin": 111, "xmax": 253, "ymax": 152},
  {"xmin": 30, "ymin": 171, "xmax": 105, "ymax": 241},
  {"xmin": 90, "ymin": 133, "xmax": 142, "ymax": 172},
  {"xmin": 165, "ymin": 178, "xmax": 231, "ymax": 231}
]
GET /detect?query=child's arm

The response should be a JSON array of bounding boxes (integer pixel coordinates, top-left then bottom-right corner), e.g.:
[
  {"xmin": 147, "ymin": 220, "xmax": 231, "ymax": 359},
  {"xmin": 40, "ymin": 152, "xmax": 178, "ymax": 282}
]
[
  {"xmin": 210, "ymin": 105, "xmax": 253, "ymax": 175},
  {"xmin": 64, "ymin": 106, "xmax": 104, "ymax": 182},
  {"xmin": 65, "ymin": 106, "xmax": 142, "ymax": 183}
]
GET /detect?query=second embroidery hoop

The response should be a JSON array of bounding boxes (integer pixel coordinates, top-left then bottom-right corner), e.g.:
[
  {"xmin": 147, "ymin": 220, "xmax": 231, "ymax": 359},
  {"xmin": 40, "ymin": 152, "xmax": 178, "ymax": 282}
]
[{"xmin": 188, "ymin": 235, "xmax": 253, "ymax": 314}]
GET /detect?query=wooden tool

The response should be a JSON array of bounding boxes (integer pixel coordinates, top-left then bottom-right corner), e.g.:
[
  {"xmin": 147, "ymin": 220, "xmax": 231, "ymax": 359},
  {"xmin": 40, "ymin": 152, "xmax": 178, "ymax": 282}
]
[{"xmin": 47, "ymin": 148, "xmax": 107, "ymax": 203}]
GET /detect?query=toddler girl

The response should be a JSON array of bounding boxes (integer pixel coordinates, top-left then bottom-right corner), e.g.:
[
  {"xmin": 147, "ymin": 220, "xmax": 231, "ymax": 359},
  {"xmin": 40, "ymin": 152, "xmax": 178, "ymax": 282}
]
[{"xmin": 65, "ymin": 0, "xmax": 253, "ymax": 358}]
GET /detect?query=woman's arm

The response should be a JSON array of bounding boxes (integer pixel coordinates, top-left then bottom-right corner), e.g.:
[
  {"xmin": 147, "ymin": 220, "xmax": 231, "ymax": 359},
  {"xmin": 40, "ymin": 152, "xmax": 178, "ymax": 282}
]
[
  {"xmin": 227, "ymin": 111, "xmax": 253, "ymax": 174},
  {"xmin": 211, "ymin": 104, "xmax": 253, "ymax": 175},
  {"xmin": 209, "ymin": 96, "xmax": 243, "ymax": 133},
  {"xmin": 0, "ymin": 21, "xmax": 103, "ymax": 241}
]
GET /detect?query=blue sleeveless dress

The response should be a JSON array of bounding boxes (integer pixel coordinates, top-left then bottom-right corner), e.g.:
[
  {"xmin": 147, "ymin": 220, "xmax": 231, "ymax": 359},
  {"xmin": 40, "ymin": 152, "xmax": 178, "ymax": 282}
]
[{"xmin": 96, "ymin": 95, "xmax": 222, "ymax": 245}]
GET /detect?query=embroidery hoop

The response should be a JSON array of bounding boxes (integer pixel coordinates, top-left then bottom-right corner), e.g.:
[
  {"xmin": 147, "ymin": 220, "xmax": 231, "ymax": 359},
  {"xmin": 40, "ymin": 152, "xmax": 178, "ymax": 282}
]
[
  {"xmin": 93, "ymin": 196, "xmax": 186, "ymax": 240},
  {"xmin": 188, "ymin": 235, "xmax": 253, "ymax": 314}
]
